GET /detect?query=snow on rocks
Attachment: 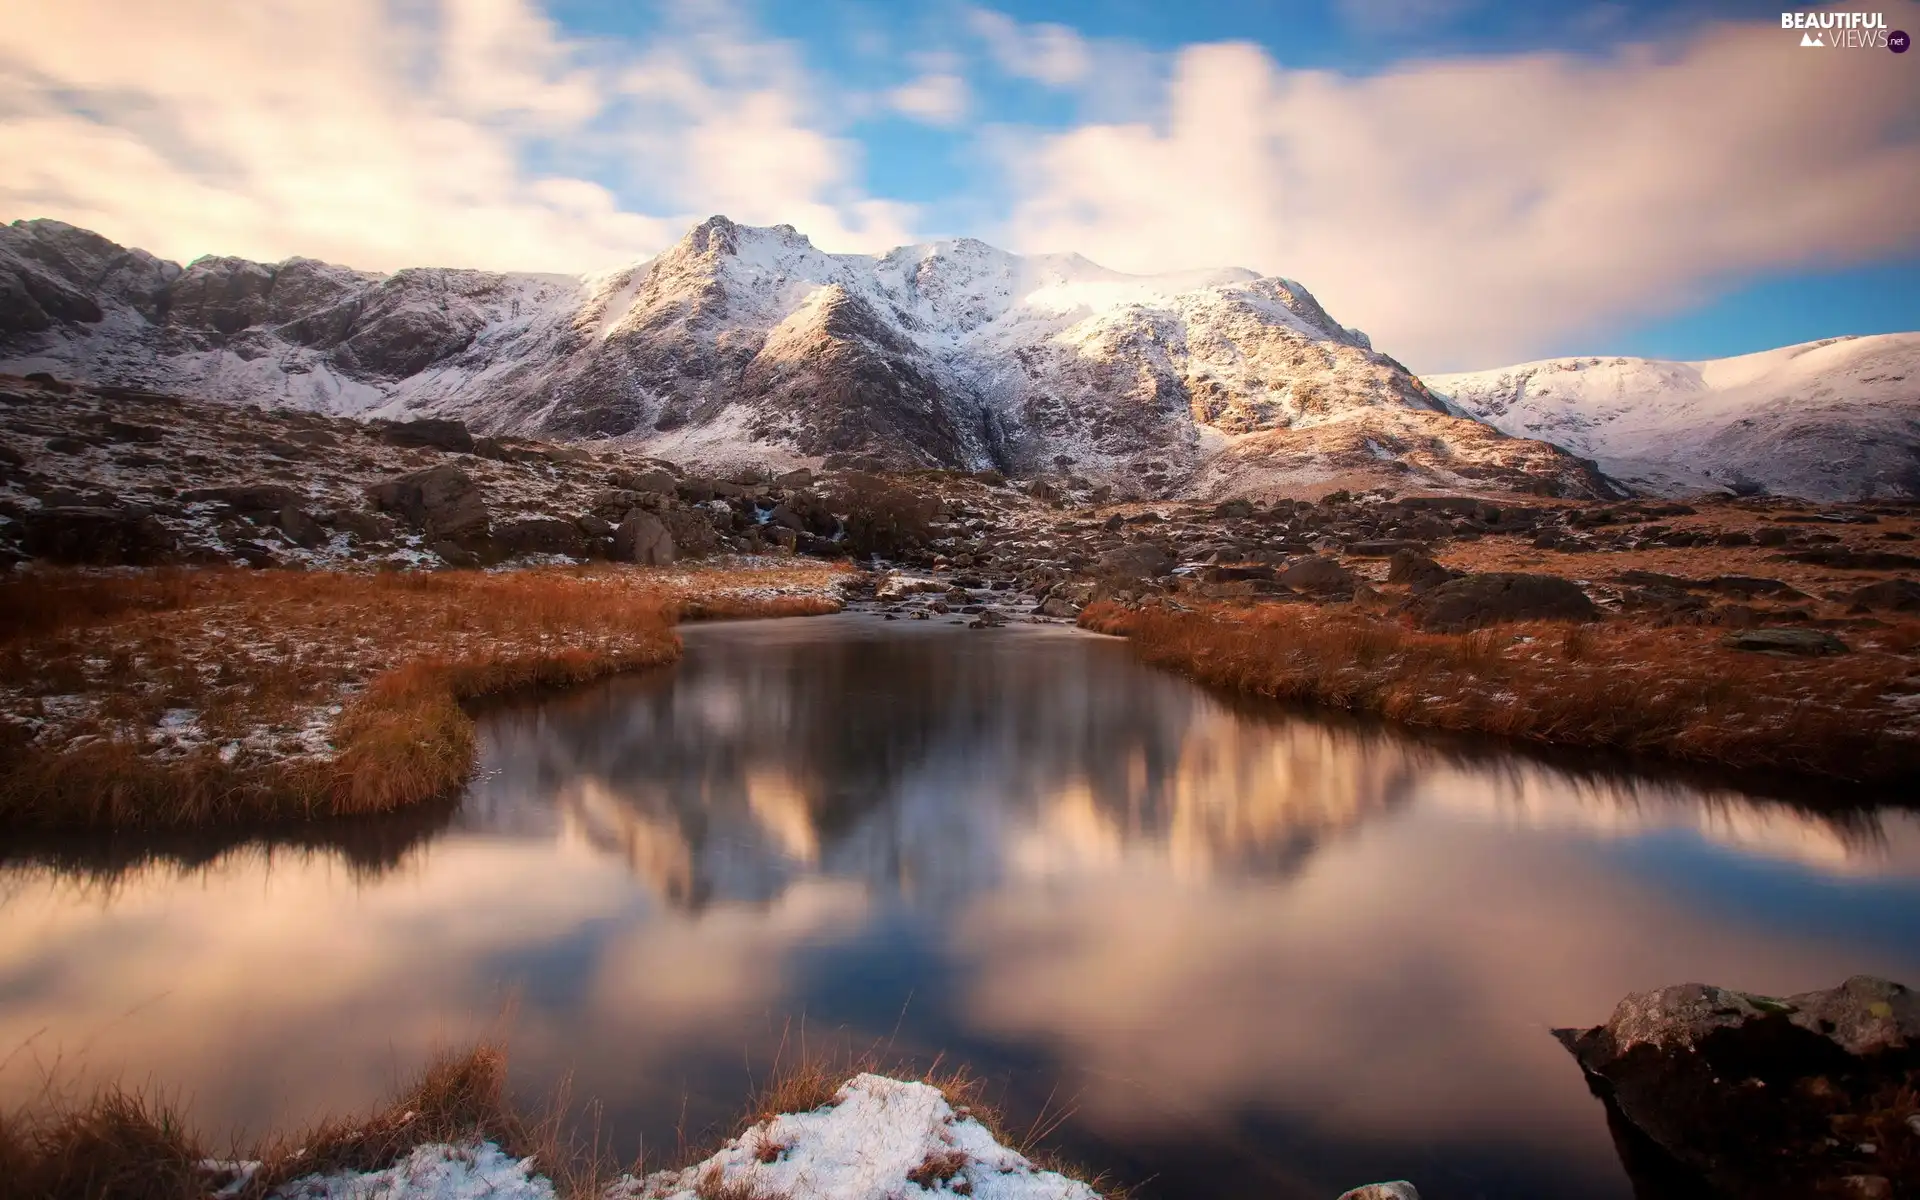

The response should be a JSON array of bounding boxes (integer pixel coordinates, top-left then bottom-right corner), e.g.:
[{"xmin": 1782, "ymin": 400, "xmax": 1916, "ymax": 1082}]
[
  {"xmin": 266, "ymin": 1076, "xmax": 1103, "ymax": 1200},
  {"xmin": 273, "ymin": 1142, "xmax": 555, "ymax": 1200},
  {"xmin": 615, "ymin": 1074, "xmax": 1100, "ymax": 1200},
  {"xmin": 1, "ymin": 215, "xmax": 1606, "ymax": 502}
]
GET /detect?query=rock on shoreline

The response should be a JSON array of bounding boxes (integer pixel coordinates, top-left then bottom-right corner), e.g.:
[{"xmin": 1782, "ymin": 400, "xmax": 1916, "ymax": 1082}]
[{"xmin": 1557, "ymin": 976, "xmax": 1919, "ymax": 1199}]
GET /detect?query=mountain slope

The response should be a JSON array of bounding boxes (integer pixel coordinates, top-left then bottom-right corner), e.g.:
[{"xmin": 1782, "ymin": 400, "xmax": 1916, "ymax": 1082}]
[
  {"xmin": 1428, "ymin": 335, "xmax": 1920, "ymax": 501},
  {"xmin": 1, "ymin": 215, "xmax": 1613, "ymax": 499}
]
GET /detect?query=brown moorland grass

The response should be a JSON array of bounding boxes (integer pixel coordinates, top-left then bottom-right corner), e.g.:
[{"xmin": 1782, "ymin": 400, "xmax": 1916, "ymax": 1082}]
[
  {"xmin": 0, "ymin": 564, "xmax": 846, "ymax": 832},
  {"xmin": 0, "ymin": 1042, "xmax": 1110, "ymax": 1200},
  {"xmin": 1080, "ymin": 599, "xmax": 1920, "ymax": 784},
  {"xmin": 0, "ymin": 1042, "xmax": 609, "ymax": 1200}
]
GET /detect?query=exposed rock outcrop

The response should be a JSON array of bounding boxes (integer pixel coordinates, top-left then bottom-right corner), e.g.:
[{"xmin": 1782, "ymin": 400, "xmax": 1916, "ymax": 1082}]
[
  {"xmin": 1557, "ymin": 976, "xmax": 1920, "ymax": 1199},
  {"xmin": 1411, "ymin": 572, "xmax": 1598, "ymax": 632}
]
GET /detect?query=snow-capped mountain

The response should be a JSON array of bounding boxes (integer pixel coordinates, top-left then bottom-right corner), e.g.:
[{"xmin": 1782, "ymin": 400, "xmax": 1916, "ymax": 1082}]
[
  {"xmin": 1, "ymin": 215, "xmax": 1611, "ymax": 499},
  {"xmin": 1428, "ymin": 335, "xmax": 1920, "ymax": 501}
]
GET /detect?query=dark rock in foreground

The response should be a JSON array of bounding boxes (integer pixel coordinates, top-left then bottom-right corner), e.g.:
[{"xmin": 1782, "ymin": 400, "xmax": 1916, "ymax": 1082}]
[{"xmin": 1557, "ymin": 976, "xmax": 1920, "ymax": 1199}]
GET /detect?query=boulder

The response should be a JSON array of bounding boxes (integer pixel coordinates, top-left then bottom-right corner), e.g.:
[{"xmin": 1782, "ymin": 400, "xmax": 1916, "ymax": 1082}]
[
  {"xmin": 429, "ymin": 540, "xmax": 478, "ymax": 568},
  {"xmin": 186, "ymin": 483, "xmax": 302, "ymax": 513},
  {"xmin": 1097, "ymin": 543, "xmax": 1174, "ymax": 579},
  {"xmin": 329, "ymin": 508, "xmax": 395, "ymax": 543},
  {"xmin": 776, "ymin": 468, "xmax": 814, "ymax": 488},
  {"xmin": 1412, "ymin": 572, "xmax": 1597, "ymax": 632},
  {"xmin": 1557, "ymin": 977, "xmax": 1919, "ymax": 1199},
  {"xmin": 1200, "ymin": 565, "xmax": 1276, "ymax": 584},
  {"xmin": 376, "ymin": 417, "xmax": 474, "ymax": 453},
  {"xmin": 1386, "ymin": 550, "xmax": 1456, "ymax": 594},
  {"xmin": 1721, "ymin": 627, "xmax": 1850, "ymax": 656},
  {"xmin": 1278, "ymin": 555, "xmax": 1356, "ymax": 594},
  {"xmin": 610, "ymin": 469, "xmax": 677, "ymax": 495},
  {"xmin": 1848, "ymin": 579, "xmax": 1920, "ymax": 613},
  {"xmin": 366, "ymin": 465, "xmax": 489, "ymax": 541},
  {"xmin": 276, "ymin": 505, "xmax": 328, "ymax": 550},
  {"xmin": 613, "ymin": 512, "xmax": 675, "ymax": 566},
  {"xmin": 1348, "ymin": 539, "xmax": 1428, "ymax": 558},
  {"xmin": 20, "ymin": 506, "xmax": 178, "ymax": 565},
  {"xmin": 661, "ymin": 507, "xmax": 721, "ymax": 558},
  {"xmin": 1786, "ymin": 548, "xmax": 1920, "ymax": 570},
  {"xmin": 1616, "ymin": 569, "xmax": 1701, "ymax": 590},
  {"xmin": 767, "ymin": 503, "xmax": 809, "ymax": 533},
  {"xmin": 492, "ymin": 517, "xmax": 589, "ymax": 559},
  {"xmin": 1707, "ymin": 575, "xmax": 1804, "ymax": 599},
  {"xmin": 1337, "ymin": 1186, "xmax": 1419, "ymax": 1200}
]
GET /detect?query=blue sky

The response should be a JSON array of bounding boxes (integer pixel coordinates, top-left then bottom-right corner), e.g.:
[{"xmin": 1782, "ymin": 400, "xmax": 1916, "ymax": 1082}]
[{"xmin": 4, "ymin": 0, "xmax": 1917, "ymax": 370}]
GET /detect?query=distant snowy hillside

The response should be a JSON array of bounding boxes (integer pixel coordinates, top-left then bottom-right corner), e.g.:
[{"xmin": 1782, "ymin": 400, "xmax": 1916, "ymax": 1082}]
[
  {"xmin": 1428, "ymin": 335, "xmax": 1920, "ymax": 501},
  {"xmin": 1, "ymin": 215, "xmax": 1611, "ymax": 499}
]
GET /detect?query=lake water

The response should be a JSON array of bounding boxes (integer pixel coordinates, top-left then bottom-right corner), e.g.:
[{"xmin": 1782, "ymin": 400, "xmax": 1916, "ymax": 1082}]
[{"xmin": 3, "ymin": 614, "xmax": 1918, "ymax": 1198}]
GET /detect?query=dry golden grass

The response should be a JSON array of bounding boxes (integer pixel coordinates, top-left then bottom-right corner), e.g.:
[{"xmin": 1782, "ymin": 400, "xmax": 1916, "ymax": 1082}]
[
  {"xmin": 0, "ymin": 1041, "xmax": 1110, "ymax": 1200},
  {"xmin": 0, "ymin": 563, "xmax": 847, "ymax": 831},
  {"xmin": 1081, "ymin": 599, "xmax": 1920, "ymax": 783},
  {"xmin": 0, "ymin": 1042, "xmax": 628, "ymax": 1200},
  {"xmin": 0, "ymin": 1086, "xmax": 204, "ymax": 1200},
  {"xmin": 245, "ymin": 1043, "xmax": 532, "ymax": 1193}
]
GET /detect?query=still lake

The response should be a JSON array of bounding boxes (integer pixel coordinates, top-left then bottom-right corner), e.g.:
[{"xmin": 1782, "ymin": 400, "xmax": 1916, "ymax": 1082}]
[{"xmin": 3, "ymin": 615, "xmax": 1918, "ymax": 1198}]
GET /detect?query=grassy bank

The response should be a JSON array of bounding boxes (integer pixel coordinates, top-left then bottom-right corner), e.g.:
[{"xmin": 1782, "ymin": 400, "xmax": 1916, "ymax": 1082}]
[
  {"xmin": 0, "ymin": 1042, "xmax": 581, "ymax": 1200},
  {"xmin": 1080, "ymin": 600, "xmax": 1920, "ymax": 784},
  {"xmin": 0, "ymin": 1041, "xmax": 1102, "ymax": 1200},
  {"xmin": 0, "ymin": 564, "xmax": 845, "ymax": 831}
]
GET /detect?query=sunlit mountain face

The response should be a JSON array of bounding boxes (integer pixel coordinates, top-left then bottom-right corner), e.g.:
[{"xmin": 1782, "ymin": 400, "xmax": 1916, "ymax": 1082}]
[{"xmin": 3, "ymin": 617, "xmax": 1916, "ymax": 1200}]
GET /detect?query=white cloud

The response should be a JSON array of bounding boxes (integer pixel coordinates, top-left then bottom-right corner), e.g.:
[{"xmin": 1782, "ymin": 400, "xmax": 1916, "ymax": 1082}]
[
  {"xmin": 999, "ymin": 20, "xmax": 1920, "ymax": 371},
  {"xmin": 889, "ymin": 71, "xmax": 971, "ymax": 126},
  {"xmin": 965, "ymin": 6, "xmax": 1093, "ymax": 88},
  {"xmin": 0, "ymin": 0, "xmax": 915, "ymax": 273}
]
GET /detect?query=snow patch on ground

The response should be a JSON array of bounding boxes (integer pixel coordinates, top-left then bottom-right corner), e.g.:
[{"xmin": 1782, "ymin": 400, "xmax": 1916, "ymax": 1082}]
[
  {"xmin": 618, "ymin": 1074, "xmax": 1098, "ymax": 1200},
  {"xmin": 269, "ymin": 1076, "xmax": 1097, "ymax": 1200},
  {"xmin": 274, "ymin": 1142, "xmax": 554, "ymax": 1200}
]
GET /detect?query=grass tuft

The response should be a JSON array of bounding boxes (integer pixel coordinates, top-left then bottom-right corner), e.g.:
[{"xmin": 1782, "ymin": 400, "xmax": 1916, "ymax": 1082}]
[{"xmin": 0, "ymin": 1086, "xmax": 204, "ymax": 1200}]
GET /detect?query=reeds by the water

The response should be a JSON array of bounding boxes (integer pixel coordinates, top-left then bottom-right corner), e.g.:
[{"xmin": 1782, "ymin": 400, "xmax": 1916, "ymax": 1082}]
[
  {"xmin": 0, "ymin": 565, "xmax": 841, "ymax": 832},
  {"xmin": 1080, "ymin": 599, "xmax": 1920, "ymax": 783}
]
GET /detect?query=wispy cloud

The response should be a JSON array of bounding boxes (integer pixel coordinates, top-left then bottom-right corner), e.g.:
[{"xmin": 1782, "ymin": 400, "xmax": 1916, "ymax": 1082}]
[
  {"xmin": 964, "ymin": 5, "xmax": 1094, "ymax": 87},
  {"xmin": 887, "ymin": 52, "xmax": 971, "ymax": 127},
  {"xmin": 1000, "ymin": 20, "xmax": 1920, "ymax": 369},
  {"xmin": 3, "ymin": 1, "xmax": 1913, "ymax": 370},
  {"xmin": 0, "ymin": 0, "xmax": 914, "ymax": 272}
]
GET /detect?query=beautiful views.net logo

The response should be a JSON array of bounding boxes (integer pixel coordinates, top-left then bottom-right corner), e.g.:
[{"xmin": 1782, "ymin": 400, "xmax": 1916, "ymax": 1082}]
[{"xmin": 1780, "ymin": 11, "xmax": 1905, "ymax": 49}]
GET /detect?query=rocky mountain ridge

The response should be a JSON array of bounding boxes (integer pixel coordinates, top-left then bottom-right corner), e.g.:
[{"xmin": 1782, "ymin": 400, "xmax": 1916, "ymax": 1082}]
[{"xmin": 0, "ymin": 215, "xmax": 1612, "ymax": 501}]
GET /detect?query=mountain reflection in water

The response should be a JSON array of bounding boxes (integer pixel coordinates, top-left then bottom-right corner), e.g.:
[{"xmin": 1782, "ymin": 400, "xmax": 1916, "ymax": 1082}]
[
  {"xmin": 1, "ymin": 615, "xmax": 1915, "ymax": 1200},
  {"xmin": 462, "ymin": 617, "xmax": 1918, "ymax": 905}
]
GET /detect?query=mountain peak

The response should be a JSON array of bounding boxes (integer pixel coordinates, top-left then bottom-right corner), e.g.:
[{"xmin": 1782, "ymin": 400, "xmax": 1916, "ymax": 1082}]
[{"xmin": 1, "ymin": 215, "xmax": 1623, "ymax": 500}]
